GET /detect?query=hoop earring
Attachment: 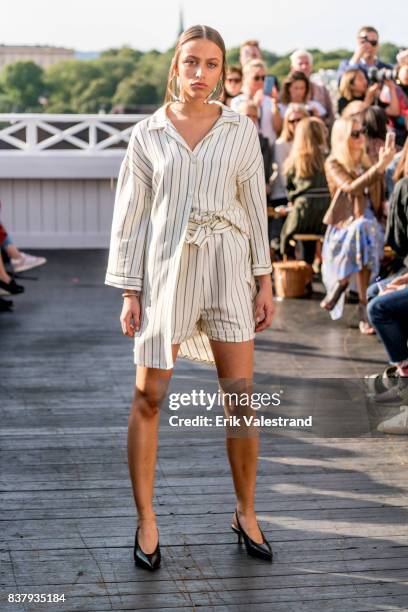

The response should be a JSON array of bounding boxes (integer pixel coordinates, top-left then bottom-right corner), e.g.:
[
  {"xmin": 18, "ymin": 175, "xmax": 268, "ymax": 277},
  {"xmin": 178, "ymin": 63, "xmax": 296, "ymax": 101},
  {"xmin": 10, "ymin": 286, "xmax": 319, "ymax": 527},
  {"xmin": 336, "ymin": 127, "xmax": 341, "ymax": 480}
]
[
  {"xmin": 169, "ymin": 75, "xmax": 184, "ymax": 102},
  {"xmin": 204, "ymin": 78, "xmax": 224, "ymax": 104}
]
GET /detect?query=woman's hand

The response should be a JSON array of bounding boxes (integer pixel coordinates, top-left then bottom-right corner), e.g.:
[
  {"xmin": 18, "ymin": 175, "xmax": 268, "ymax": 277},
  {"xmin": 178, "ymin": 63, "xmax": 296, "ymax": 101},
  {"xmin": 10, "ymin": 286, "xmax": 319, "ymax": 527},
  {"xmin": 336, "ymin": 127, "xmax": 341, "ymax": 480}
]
[
  {"xmin": 254, "ymin": 277, "xmax": 274, "ymax": 332},
  {"xmin": 120, "ymin": 296, "xmax": 141, "ymax": 337},
  {"xmin": 378, "ymin": 140, "xmax": 396, "ymax": 171}
]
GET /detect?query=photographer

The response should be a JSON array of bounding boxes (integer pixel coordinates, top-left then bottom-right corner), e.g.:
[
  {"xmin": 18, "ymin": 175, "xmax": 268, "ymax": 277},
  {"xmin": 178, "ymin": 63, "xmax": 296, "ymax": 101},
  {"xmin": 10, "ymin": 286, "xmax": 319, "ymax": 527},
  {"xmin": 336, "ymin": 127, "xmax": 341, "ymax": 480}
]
[
  {"xmin": 338, "ymin": 67, "xmax": 399, "ymax": 119},
  {"xmin": 338, "ymin": 26, "xmax": 392, "ymax": 81},
  {"xmin": 382, "ymin": 50, "xmax": 408, "ymax": 147}
]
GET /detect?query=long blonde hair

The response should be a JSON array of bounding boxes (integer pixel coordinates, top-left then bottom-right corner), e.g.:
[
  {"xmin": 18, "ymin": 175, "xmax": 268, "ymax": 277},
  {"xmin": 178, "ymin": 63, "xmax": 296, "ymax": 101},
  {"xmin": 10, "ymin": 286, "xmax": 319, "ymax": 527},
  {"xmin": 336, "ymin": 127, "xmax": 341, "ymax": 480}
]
[
  {"xmin": 328, "ymin": 117, "xmax": 371, "ymax": 173},
  {"xmin": 284, "ymin": 117, "xmax": 327, "ymax": 178},
  {"xmin": 339, "ymin": 68, "xmax": 366, "ymax": 101},
  {"xmin": 164, "ymin": 25, "xmax": 227, "ymax": 104},
  {"xmin": 280, "ymin": 103, "xmax": 310, "ymax": 142}
]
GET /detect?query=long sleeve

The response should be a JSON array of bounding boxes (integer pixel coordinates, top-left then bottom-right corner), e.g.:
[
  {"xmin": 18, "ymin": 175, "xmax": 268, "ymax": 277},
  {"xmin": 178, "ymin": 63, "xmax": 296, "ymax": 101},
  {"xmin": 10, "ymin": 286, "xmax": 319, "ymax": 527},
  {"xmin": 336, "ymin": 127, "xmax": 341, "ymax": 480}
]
[
  {"xmin": 385, "ymin": 178, "xmax": 408, "ymax": 257},
  {"xmin": 237, "ymin": 120, "xmax": 272, "ymax": 275},
  {"xmin": 105, "ymin": 123, "xmax": 153, "ymax": 290}
]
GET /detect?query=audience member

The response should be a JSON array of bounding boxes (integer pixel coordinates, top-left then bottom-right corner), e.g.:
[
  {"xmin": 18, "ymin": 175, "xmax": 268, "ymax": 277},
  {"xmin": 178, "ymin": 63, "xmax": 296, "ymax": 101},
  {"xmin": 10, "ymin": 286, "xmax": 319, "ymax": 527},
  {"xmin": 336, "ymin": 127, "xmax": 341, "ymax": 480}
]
[
  {"xmin": 239, "ymin": 39, "xmax": 262, "ymax": 66},
  {"xmin": 337, "ymin": 26, "xmax": 392, "ymax": 81},
  {"xmin": 223, "ymin": 65, "xmax": 242, "ymax": 106},
  {"xmin": 280, "ymin": 117, "xmax": 330, "ymax": 263},
  {"xmin": 289, "ymin": 49, "xmax": 334, "ymax": 127},
  {"xmin": 320, "ymin": 116, "xmax": 395, "ymax": 333},
  {"xmin": 231, "ymin": 59, "xmax": 282, "ymax": 147},
  {"xmin": 280, "ymin": 71, "xmax": 326, "ymax": 118}
]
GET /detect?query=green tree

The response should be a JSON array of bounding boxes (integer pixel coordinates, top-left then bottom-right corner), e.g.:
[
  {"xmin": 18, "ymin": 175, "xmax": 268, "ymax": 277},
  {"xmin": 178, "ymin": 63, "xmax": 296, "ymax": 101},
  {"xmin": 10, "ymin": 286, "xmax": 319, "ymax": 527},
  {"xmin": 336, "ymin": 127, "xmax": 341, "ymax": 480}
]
[
  {"xmin": 379, "ymin": 42, "xmax": 400, "ymax": 64},
  {"xmin": 0, "ymin": 61, "xmax": 44, "ymax": 111}
]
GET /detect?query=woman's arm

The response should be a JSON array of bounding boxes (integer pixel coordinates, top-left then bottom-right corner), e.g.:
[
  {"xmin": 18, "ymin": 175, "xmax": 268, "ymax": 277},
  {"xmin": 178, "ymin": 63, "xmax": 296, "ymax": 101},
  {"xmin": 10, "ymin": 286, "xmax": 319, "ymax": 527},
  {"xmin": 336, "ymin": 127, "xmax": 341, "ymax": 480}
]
[
  {"xmin": 105, "ymin": 123, "xmax": 153, "ymax": 291},
  {"xmin": 237, "ymin": 120, "xmax": 273, "ymax": 277},
  {"xmin": 325, "ymin": 152, "xmax": 392, "ymax": 197}
]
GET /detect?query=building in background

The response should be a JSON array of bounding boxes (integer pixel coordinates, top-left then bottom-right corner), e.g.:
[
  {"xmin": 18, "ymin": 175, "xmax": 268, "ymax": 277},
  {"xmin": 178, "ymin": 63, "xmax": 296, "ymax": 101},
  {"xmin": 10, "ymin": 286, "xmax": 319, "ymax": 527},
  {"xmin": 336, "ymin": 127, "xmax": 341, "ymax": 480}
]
[{"xmin": 0, "ymin": 44, "xmax": 74, "ymax": 69}]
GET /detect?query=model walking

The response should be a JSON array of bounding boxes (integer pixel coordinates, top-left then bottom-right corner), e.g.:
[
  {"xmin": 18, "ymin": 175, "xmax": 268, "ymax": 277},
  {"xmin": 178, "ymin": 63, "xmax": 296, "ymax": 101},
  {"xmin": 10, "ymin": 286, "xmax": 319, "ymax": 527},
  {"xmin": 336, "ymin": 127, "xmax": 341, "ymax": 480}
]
[{"xmin": 105, "ymin": 25, "xmax": 274, "ymax": 571}]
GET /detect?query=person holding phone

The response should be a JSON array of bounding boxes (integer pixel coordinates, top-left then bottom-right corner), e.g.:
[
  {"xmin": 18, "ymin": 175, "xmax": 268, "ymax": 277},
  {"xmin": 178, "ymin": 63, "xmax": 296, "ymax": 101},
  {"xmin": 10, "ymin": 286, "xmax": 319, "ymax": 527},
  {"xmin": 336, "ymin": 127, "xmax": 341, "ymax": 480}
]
[
  {"xmin": 320, "ymin": 116, "xmax": 396, "ymax": 333},
  {"xmin": 230, "ymin": 59, "xmax": 282, "ymax": 146}
]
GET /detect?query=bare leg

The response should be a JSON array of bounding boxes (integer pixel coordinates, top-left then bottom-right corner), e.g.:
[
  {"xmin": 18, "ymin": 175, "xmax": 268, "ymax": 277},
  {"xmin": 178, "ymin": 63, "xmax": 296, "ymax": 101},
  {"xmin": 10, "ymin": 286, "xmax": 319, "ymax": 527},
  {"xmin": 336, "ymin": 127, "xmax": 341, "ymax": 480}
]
[
  {"xmin": 4, "ymin": 243, "xmax": 20, "ymax": 259},
  {"xmin": 0, "ymin": 251, "xmax": 11, "ymax": 283},
  {"xmin": 356, "ymin": 266, "xmax": 371, "ymax": 304},
  {"xmin": 209, "ymin": 338, "xmax": 264, "ymax": 544},
  {"xmin": 128, "ymin": 343, "xmax": 180, "ymax": 553}
]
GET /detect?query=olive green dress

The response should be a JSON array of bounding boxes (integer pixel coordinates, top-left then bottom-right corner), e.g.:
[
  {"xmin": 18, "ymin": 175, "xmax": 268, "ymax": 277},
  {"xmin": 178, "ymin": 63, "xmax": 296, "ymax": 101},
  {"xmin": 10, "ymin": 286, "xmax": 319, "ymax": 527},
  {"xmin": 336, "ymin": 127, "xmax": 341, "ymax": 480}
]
[{"xmin": 280, "ymin": 169, "xmax": 330, "ymax": 256}]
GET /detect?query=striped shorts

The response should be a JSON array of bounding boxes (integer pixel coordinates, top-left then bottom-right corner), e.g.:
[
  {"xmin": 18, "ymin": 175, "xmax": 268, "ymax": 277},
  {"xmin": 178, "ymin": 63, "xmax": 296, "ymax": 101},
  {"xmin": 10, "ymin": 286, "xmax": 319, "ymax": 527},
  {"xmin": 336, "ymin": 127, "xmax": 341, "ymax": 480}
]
[{"xmin": 171, "ymin": 219, "xmax": 258, "ymax": 345}]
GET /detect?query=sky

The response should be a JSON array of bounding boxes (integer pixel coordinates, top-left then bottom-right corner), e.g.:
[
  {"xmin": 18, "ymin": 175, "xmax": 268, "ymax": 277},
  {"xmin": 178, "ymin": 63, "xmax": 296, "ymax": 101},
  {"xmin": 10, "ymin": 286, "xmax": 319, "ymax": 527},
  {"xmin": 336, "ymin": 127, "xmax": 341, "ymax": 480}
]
[{"xmin": 1, "ymin": 0, "xmax": 407, "ymax": 55}]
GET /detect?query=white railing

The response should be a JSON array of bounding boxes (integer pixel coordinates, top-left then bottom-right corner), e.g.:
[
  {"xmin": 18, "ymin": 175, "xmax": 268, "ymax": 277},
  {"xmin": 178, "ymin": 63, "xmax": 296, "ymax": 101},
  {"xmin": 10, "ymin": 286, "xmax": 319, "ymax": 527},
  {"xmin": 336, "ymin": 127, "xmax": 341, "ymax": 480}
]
[{"xmin": 0, "ymin": 113, "xmax": 147, "ymax": 153}]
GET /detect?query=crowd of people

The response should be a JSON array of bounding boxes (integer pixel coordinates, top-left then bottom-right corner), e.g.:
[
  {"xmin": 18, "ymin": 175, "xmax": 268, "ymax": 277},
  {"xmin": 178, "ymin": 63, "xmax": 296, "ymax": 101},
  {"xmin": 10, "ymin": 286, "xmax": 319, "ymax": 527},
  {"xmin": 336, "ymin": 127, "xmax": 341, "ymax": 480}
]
[
  {"xmin": 222, "ymin": 26, "xmax": 408, "ymax": 433},
  {"xmin": 2, "ymin": 26, "xmax": 407, "ymax": 432},
  {"xmin": 0, "ymin": 205, "xmax": 46, "ymax": 311}
]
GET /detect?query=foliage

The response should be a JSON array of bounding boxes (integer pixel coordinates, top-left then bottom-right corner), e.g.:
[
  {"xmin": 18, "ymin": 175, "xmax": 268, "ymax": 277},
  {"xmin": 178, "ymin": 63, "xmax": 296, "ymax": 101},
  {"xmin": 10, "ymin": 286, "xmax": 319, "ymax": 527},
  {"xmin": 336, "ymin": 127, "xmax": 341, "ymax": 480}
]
[{"xmin": 0, "ymin": 41, "xmax": 402, "ymax": 112}]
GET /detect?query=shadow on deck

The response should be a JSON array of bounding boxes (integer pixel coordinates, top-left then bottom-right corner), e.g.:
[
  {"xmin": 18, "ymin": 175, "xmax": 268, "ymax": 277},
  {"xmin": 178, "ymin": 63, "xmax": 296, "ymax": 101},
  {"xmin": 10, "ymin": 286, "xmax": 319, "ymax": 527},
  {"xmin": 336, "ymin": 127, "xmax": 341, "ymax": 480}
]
[{"xmin": 1, "ymin": 250, "xmax": 407, "ymax": 611}]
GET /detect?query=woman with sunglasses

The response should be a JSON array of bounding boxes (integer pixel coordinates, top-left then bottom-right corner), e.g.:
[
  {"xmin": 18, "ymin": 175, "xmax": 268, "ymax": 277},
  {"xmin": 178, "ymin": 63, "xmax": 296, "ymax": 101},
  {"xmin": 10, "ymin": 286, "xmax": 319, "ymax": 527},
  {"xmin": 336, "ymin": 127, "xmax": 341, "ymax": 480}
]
[
  {"xmin": 222, "ymin": 65, "xmax": 242, "ymax": 106},
  {"xmin": 230, "ymin": 59, "xmax": 282, "ymax": 147},
  {"xmin": 320, "ymin": 116, "xmax": 395, "ymax": 333},
  {"xmin": 268, "ymin": 104, "xmax": 310, "ymax": 256}
]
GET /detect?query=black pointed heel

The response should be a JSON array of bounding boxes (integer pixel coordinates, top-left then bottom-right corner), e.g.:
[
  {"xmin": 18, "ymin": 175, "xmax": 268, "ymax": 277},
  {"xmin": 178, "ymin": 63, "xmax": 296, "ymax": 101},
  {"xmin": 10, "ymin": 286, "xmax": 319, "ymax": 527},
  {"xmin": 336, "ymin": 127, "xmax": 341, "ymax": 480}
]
[
  {"xmin": 231, "ymin": 509, "xmax": 273, "ymax": 562},
  {"xmin": 320, "ymin": 279, "xmax": 349, "ymax": 311},
  {"xmin": 134, "ymin": 526, "xmax": 161, "ymax": 571}
]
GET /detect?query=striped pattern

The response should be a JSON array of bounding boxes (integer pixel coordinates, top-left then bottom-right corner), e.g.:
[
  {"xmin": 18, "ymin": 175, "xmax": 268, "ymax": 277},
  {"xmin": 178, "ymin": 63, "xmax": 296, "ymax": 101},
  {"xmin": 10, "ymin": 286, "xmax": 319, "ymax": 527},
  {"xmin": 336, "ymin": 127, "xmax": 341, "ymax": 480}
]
[{"xmin": 105, "ymin": 101, "xmax": 272, "ymax": 369}]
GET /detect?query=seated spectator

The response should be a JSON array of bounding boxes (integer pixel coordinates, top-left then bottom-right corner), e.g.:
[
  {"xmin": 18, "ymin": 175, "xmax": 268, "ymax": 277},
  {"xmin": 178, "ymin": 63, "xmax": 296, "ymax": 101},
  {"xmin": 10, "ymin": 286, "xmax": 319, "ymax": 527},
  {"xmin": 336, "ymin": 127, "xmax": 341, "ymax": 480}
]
[
  {"xmin": 342, "ymin": 100, "xmax": 367, "ymax": 120},
  {"xmin": 222, "ymin": 65, "xmax": 242, "ymax": 106},
  {"xmin": 239, "ymin": 39, "xmax": 262, "ymax": 66},
  {"xmin": 280, "ymin": 117, "xmax": 330, "ymax": 263},
  {"xmin": 280, "ymin": 71, "xmax": 326, "ymax": 119},
  {"xmin": 363, "ymin": 105, "xmax": 388, "ymax": 162},
  {"xmin": 0, "ymin": 245, "xmax": 24, "ymax": 297},
  {"xmin": 383, "ymin": 50, "xmax": 408, "ymax": 147},
  {"xmin": 337, "ymin": 26, "xmax": 392, "ymax": 81},
  {"xmin": 269, "ymin": 103, "xmax": 310, "ymax": 206},
  {"xmin": 289, "ymin": 49, "xmax": 334, "ymax": 128},
  {"xmin": 236, "ymin": 100, "xmax": 273, "ymax": 188},
  {"xmin": 268, "ymin": 103, "xmax": 310, "ymax": 258},
  {"xmin": 366, "ymin": 177, "xmax": 408, "ymax": 433},
  {"xmin": 231, "ymin": 59, "xmax": 282, "ymax": 147},
  {"xmin": 320, "ymin": 116, "xmax": 395, "ymax": 333}
]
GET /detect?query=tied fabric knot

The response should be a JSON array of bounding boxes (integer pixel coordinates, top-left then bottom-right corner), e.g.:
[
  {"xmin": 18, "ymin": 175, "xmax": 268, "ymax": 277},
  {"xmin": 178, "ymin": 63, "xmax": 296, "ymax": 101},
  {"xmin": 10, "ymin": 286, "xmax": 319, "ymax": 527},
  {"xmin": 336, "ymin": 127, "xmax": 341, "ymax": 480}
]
[{"xmin": 185, "ymin": 212, "xmax": 235, "ymax": 248}]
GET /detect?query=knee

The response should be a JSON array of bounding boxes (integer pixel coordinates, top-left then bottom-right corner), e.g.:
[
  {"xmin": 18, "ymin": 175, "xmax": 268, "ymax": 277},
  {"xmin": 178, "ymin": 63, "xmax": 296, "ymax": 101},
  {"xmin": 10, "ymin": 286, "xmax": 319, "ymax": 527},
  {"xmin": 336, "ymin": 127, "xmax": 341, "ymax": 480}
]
[
  {"xmin": 131, "ymin": 386, "xmax": 165, "ymax": 418},
  {"xmin": 367, "ymin": 295, "xmax": 389, "ymax": 326}
]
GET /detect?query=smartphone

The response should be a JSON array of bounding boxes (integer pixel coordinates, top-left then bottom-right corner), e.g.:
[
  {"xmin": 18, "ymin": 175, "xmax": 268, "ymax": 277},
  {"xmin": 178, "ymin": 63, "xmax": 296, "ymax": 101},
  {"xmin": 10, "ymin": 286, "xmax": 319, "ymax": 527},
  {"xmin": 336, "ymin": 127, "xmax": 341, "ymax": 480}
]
[
  {"xmin": 264, "ymin": 75, "xmax": 277, "ymax": 96},
  {"xmin": 385, "ymin": 130, "xmax": 396, "ymax": 149}
]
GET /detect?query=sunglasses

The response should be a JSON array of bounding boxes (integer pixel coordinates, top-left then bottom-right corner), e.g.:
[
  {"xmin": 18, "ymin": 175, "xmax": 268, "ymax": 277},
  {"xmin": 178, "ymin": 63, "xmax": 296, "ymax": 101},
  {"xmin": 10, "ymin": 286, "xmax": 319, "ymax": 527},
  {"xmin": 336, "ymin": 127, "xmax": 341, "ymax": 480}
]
[
  {"xmin": 359, "ymin": 37, "xmax": 378, "ymax": 47},
  {"xmin": 253, "ymin": 75, "xmax": 265, "ymax": 81},
  {"xmin": 351, "ymin": 128, "xmax": 366, "ymax": 139},
  {"xmin": 226, "ymin": 77, "xmax": 242, "ymax": 83},
  {"xmin": 288, "ymin": 117, "xmax": 302, "ymax": 124}
]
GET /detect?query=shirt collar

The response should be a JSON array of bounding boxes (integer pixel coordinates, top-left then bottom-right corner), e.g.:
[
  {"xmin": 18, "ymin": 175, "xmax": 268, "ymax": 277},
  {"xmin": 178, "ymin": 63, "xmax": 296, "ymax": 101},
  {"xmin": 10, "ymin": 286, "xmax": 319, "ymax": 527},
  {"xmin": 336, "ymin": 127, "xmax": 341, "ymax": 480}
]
[{"xmin": 147, "ymin": 101, "xmax": 240, "ymax": 131}]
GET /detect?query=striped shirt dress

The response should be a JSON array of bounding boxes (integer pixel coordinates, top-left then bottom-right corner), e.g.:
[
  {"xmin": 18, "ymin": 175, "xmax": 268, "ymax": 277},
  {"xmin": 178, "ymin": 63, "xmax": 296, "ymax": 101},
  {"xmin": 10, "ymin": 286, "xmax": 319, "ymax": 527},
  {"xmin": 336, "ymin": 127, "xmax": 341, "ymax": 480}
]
[{"xmin": 105, "ymin": 101, "xmax": 272, "ymax": 370}]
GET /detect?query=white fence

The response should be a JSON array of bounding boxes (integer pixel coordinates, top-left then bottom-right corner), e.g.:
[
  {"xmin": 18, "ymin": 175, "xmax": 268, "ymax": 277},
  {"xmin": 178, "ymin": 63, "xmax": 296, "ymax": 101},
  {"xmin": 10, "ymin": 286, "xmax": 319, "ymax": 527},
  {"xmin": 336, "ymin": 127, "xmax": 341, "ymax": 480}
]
[{"xmin": 0, "ymin": 113, "xmax": 147, "ymax": 247}]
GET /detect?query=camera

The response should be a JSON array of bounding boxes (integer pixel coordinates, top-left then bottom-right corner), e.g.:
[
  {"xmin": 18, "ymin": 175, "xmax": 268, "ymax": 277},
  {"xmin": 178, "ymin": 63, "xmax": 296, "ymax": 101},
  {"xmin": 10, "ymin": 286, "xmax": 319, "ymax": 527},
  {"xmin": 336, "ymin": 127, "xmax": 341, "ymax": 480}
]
[{"xmin": 367, "ymin": 66, "xmax": 396, "ymax": 85}]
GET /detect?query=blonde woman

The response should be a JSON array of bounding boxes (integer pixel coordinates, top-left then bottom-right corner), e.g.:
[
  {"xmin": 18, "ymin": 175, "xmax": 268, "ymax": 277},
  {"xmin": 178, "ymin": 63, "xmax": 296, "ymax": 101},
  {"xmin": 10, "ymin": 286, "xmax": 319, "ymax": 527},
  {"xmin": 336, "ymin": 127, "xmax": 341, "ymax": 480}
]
[
  {"xmin": 279, "ymin": 117, "xmax": 330, "ymax": 262},
  {"xmin": 230, "ymin": 59, "xmax": 282, "ymax": 146},
  {"xmin": 269, "ymin": 103, "xmax": 310, "ymax": 206},
  {"xmin": 105, "ymin": 25, "xmax": 274, "ymax": 571},
  {"xmin": 320, "ymin": 116, "xmax": 395, "ymax": 332}
]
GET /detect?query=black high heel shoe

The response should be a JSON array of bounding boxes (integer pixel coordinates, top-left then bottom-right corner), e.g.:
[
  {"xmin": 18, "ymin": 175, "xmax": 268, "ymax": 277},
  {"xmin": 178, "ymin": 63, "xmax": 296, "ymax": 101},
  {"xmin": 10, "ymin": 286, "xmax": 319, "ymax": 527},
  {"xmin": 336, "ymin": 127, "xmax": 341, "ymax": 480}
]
[
  {"xmin": 231, "ymin": 509, "xmax": 273, "ymax": 562},
  {"xmin": 320, "ymin": 279, "xmax": 349, "ymax": 311},
  {"xmin": 134, "ymin": 526, "xmax": 161, "ymax": 571}
]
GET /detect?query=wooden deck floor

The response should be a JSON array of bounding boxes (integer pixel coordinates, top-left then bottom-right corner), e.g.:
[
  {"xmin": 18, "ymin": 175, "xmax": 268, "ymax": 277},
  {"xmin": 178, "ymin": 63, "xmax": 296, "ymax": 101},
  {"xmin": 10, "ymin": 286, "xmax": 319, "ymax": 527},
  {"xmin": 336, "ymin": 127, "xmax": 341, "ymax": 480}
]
[{"xmin": 1, "ymin": 249, "xmax": 408, "ymax": 611}]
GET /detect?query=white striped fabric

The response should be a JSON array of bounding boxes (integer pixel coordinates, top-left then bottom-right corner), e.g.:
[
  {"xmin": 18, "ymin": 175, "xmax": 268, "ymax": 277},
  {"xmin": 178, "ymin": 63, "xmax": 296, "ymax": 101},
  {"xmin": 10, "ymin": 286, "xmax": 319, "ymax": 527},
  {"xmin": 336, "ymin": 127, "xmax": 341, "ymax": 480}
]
[{"xmin": 105, "ymin": 101, "xmax": 272, "ymax": 369}]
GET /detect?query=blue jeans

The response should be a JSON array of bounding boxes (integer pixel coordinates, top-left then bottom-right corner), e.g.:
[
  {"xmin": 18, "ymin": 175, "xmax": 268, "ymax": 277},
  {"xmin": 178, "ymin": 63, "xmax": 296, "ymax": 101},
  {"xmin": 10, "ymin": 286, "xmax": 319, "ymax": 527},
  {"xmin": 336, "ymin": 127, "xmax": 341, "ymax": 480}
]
[{"xmin": 367, "ymin": 286, "xmax": 408, "ymax": 363}]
